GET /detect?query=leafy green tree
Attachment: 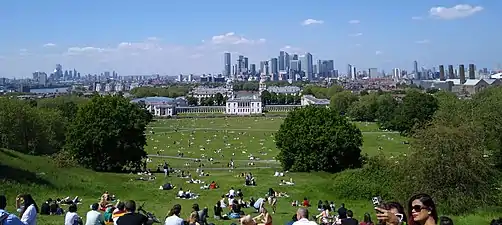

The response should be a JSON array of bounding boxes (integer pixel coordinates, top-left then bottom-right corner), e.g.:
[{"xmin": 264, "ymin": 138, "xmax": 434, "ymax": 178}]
[
  {"xmin": 375, "ymin": 94, "xmax": 398, "ymax": 129},
  {"xmin": 391, "ymin": 90, "xmax": 438, "ymax": 134},
  {"xmin": 186, "ymin": 96, "xmax": 198, "ymax": 106},
  {"xmin": 64, "ymin": 95, "xmax": 153, "ymax": 172},
  {"xmin": 215, "ymin": 93, "xmax": 224, "ymax": 106},
  {"xmin": 330, "ymin": 91, "xmax": 359, "ymax": 115},
  {"xmin": 398, "ymin": 123, "xmax": 499, "ymax": 214},
  {"xmin": 275, "ymin": 106, "xmax": 364, "ymax": 172},
  {"xmin": 348, "ymin": 93, "xmax": 379, "ymax": 121},
  {"xmin": 261, "ymin": 90, "xmax": 271, "ymax": 105},
  {"xmin": 130, "ymin": 86, "xmax": 190, "ymax": 98}
]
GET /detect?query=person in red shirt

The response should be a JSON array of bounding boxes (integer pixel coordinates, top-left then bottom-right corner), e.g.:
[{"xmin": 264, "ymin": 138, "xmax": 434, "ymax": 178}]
[
  {"xmin": 302, "ymin": 198, "xmax": 310, "ymax": 207},
  {"xmin": 209, "ymin": 181, "xmax": 218, "ymax": 189}
]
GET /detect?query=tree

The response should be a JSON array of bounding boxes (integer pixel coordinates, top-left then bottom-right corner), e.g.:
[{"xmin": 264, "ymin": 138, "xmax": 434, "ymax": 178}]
[
  {"xmin": 275, "ymin": 106, "xmax": 364, "ymax": 172},
  {"xmin": 64, "ymin": 95, "xmax": 153, "ymax": 172},
  {"xmin": 398, "ymin": 123, "xmax": 499, "ymax": 214},
  {"xmin": 261, "ymin": 90, "xmax": 271, "ymax": 105},
  {"xmin": 186, "ymin": 96, "xmax": 198, "ymax": 106},
  {"xmin": 391, "ymin": 90, "xmax": 438, "ymax": 134},
  {"xmin": 215, "ymin": 93, "xmax": 224, "ymax": 106},
  {"xmin": 330, "ymin": 91, "xmax": 359, "ymax": 115},
  {"xmin": 375, "ymin": 94, "xmax": 398, "ymax": 129},
  {"xmin": 348, "ymin": 93, "xmax": 379, "ymax": 121}
]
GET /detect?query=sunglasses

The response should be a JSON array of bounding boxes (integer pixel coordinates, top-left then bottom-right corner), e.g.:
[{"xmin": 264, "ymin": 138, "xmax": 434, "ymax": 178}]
[{"xmin": 411, "ymin": 205, "xmax": 428, "ymax": 212}]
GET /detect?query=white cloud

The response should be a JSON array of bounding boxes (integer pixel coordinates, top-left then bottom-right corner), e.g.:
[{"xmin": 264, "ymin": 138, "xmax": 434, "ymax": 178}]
[
  {"xmin": 375, "ymin": 51, "xmax": 383, "ymax": 55},
  {"xmin": 415, "ymin": 39, "xmax": 430, "ymax": 44},
  {"xmin": 19, "ymin": 49, "xmax": 27, "ymax": 52},
  {"xmin": 67, "ymin": 46, "xmax": 107, "ymax": 55},
  {"xmin": 43, "ymin": 43, "xmax": 56, "ymax": 47},
  {"xmin": 355, "ymin": 44, "xmax": 362, "ymax": 47},
  {"xmin": 348, "ymin": 20, "xmax": 360, "ymax": 24},
  {"xmin": 429, "ymin": 4, "xmax": 483, "ymax": 20},
  {"xmin": 210, "ymin": 32, "xmax": 266, "ymax": 45},
  {"xmin": 280, "ymin": 45, "xmax": 302, "ymax": 54},
  {"xmin": 349, "ymin": 33, "xmax": 363, "ymax": 37},
  {"xmin": 301, "ymin": 19, "xmax": 324, "ymax": 26},
  {"xmin": 412, "ymin": 16, "xmax": 423, "ymax": 20}
]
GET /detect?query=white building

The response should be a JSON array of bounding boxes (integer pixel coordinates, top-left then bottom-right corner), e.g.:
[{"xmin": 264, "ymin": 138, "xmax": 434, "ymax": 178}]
[
  {"xmin": 225, "ymin": 96, "xmax": 262, "ymax": 115},
  {"xmin": 145, "ymin": 104, "xmax": 176, "ymax": 117},
  {"xmin": 301, "ymin": 95, "xmax": 330, "ymax": 106}
]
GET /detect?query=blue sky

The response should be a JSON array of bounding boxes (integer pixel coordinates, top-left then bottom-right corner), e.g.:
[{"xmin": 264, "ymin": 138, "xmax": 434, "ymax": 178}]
[{"xmin": 0, "ymin": 0, "xmax": 500, "ymax": 77}]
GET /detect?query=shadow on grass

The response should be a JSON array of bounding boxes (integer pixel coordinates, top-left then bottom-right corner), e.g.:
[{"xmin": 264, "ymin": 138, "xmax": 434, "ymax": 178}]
[
  {"xmin": 0, "ymin": 148, "xmax": 20, "ymax": 159},
  {"xmin": 0, "ymin": 164, "xmax": 54, "ymax": 187}
]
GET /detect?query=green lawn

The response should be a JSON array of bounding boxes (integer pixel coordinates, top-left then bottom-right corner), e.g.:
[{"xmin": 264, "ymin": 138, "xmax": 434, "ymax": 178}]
[{"xmin": 1, "ymin": 118, "xmax": 497, "ymax": 225}]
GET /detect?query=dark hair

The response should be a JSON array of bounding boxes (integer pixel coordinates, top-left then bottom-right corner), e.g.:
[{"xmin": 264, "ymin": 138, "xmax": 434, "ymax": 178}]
[
  {"xmin": 124, "ymin": 200, "xmax": 136, "ymax": 212},
  {"xmin": 491, "ymin": 218, "xmax": 502, "ymax": 225},
  {"xmin": 0, "ymin": 195, "xmax": 6, "ymax": 209},
  {"xmin": 439, "ymin": 216, "xmax": 454, "ymax": 225},
  {"xmin": 91, "ymin": 203, "xmax": 99, "ymax": 211},
  {"xmin": 68, "ymin": 204, "xmax": 78, "ymax": 213},
  {"xmin": 117, "ymin": 202, "xmax": 125, "ymax": 210},
  {"xmin": 192, "ymin": 203, "xmax": 200, "ymax": 211},
  {"xmin": 407, "ymin": 194, "xmax": 438, "ymax": 225},
  {"xmin": 385, "ymin": 202, "xmax": 407, "ymax": 222},
  {"xmin": 363, "ymin": 213, "xmax": 372, "ymax": 223},
  {"xmin": 20, "ymin": 194, "xmax": 39, "ymax": 214},
  {"xmin": 347, "ymin": 210, "xmax": 353, "ymax": 218},
  {"xmin": 168, "ymin": 204, "xmax": 182, "ymax": 217},
  {"xmin": 291, "ymin": 214, "xmax": 298, "ymax": 221}
]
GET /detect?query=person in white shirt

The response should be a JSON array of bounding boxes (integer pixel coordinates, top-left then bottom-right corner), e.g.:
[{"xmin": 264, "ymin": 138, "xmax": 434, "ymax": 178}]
[
  {"xmin": 85, "ymin": 203, "xmax": 105, "ymax": 225},
  {"xmin": 65, "ymin": 204, "xmax": 82, "ymax": 225},
  {"xmin": 177, "ymin": 188, "xmax": 185, "ymax": 198},
  {"xmin": 228, "ymin": 187, "xmax": 235, "ymax": 198},
  {"xmin": 17, "ymin": 194, "xmax": 39, "ymax": 225},
  {"xmin": 164, "ymin": 204, "xmax": 184, "ymax": 225},
  {"xmin": 292, "ymin": 208, "xmax": 318, "ymax": 225}
]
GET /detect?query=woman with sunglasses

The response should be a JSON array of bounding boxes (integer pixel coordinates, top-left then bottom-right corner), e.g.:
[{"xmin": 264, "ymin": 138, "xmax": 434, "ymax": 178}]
[
  {"xmin": 16, "ymin": 194, "xmax": 39, "ymax": 225},
  {"xmin": 375, "ymin": 202, "xmax": 407, "ymax": 225},
  {"xmin": 407, "ymin": 194, "xmax": 438, "ymax": 225}
]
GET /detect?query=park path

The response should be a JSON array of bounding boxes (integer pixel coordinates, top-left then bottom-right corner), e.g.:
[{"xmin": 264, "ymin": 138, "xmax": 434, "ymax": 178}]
[
  {"xmin": 148, "ymin": 127, "xmax": 399, "ymax": 134},
  {"xmin": 147, "ymin": 154, "xmax": 279, "ymax": 163}
]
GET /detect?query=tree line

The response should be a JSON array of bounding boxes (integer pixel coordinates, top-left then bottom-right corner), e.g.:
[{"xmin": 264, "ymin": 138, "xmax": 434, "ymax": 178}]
[
  {"xmin": 275, "ymin": 87, "xmax": 502, "ymax": 215},
  {"xmin": 0, "ymin": 94, "xmax": 152, "ymax": 172},
  {"xmin": 130, "ymin": 86, "xmax": 190, "ymax": 98}
]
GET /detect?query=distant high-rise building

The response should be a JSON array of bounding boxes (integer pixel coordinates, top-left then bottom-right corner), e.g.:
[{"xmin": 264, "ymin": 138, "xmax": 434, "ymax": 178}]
[
  {"xmin": 368, "ymin": 68, "xmax": 378, "ymax": 78},
  {"xmin": 439, "ymin": 65, "xmax": 445, "ymax": 81},
  {"xmin": 347, "ymin": 64, "xmax": 353, "ymax": 78},
  {"xmin": 292, "ymin": 54, "xmax": 298, "ymax": 60},
  {"xmin": 392, "ymin": 68, "xmax": 401, "ymax": 79},
  {"xmin": 468, "ymin": 64, "xmax": 476, "ymax": 79},
  {"xmin": 270, "ymin": 58, "xmax": 278, "ymax": 80},
  {"xmin": 244, "ymin": 57, "xmax": 249, "ymax": 72},
  {"xmin": 224, "ymin": 52, "xmax": 231, "ymax": 77},
  {"xmin": 459, "ymin": 64, "xmax": 466, "ymax": 84},
  {"xmin": 301, "ymin": 53, "xmax": 313, "ymax": 80},
  {"xmin": 290, "ymin": 60, "xmax": 300, "ymax": 72},
  {"xmin": 279, "ymin": 51, "xmax": 286, "ymax": 71},
  {"xmin": 448, "ymin": 65, "xmax": 454, "ymax": 79},
  {"xmin": 413, "ymin": 61, "xmax": 419, "ymax": 79},
  {"xmin": 249, "ymin": 64, "xmax": 256, "ymax": 76}
]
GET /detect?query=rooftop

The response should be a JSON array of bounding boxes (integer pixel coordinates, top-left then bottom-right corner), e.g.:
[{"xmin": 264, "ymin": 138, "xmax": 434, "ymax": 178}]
[{"xmin": 131, "ymin": 96, "xmax": 175, "ymax": 104}]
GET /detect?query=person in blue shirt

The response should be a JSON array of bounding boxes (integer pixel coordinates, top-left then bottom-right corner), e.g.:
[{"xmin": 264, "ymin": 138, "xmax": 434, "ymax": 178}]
[{"xmin": 0, "ymin": 195, "xmax": 24, "ymax": 225}]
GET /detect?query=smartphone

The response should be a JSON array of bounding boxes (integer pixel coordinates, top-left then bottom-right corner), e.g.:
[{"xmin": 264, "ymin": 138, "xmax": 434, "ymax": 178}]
[
  {"xmin": 395, "ymin": 213, "xmax": 404, "ymax": 222},
  {"xmin": 372, "ymin": 196, "xmax": 383, "ymax": 213}
]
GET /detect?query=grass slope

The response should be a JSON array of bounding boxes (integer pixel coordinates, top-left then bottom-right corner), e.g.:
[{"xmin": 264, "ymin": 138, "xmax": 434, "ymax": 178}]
[{"xmin": 0, "ymin": 118, "xmax": 498, "ymax": 225}]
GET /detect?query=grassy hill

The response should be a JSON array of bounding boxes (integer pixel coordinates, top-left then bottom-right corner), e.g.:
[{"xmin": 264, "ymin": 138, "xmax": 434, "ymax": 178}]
[{"xmin": 1, "ymin": 148, "xmax": 499, "ymax": 225}]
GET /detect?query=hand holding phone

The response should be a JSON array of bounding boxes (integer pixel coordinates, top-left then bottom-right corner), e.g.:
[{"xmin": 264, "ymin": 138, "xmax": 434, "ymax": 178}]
[{"xmin": 375, "ymin": 207, "xmax": 402, "ymax": 225}]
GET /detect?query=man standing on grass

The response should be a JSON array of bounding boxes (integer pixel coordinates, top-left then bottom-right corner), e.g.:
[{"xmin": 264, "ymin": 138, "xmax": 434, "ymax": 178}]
[{"xmin": 0, "ymin": 195, "xmax": 24, "ymax": 225}]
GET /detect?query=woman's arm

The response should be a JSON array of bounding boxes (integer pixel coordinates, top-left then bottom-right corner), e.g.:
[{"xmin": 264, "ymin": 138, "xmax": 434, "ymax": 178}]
[
  {"xmin": 20, "ymin": 205, "xmax": 36, "ymax": 225},
  {"xmin": 264, "ymin": 214, "xmax": 272, "ymax": 224}
]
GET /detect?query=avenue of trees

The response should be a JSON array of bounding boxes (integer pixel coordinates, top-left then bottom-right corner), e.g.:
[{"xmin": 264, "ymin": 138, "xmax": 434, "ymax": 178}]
[
  {"xmin": 0, "ymin": 94, "xmax": 152, "ymax": 172},
  {"xmin": 275, "ymin": 86, "xmax": 502, "ymax": 215}
]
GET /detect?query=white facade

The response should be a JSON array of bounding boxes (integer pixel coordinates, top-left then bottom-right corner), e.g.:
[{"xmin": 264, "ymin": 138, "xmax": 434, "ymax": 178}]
[
  {"xmin": 225, "ymin": 97, "xmax": 262, "ymax": 115},
  {"xmin": 146, "ymin": 104, "xmax": 176, "ymax": 117},
  {"xmin": 301, "ymin": 95, "xmax": 330, "ymax": 106}
]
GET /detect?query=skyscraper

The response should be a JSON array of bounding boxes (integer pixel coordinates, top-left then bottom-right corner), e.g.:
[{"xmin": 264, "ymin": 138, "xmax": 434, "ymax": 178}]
[
  {"xmin": 224, "ymin": 52, "xmax": 231, "ymax": 77},
  {"xmin": 413, "ymin": 60, "xmax": 419, "ymax": 79},
  {"xmin": 279, "ymin": 51, "xmax": 286, "ymax": 71},
  {"xmin": 448, "ymin": 65, "xmax": 454, "ymax": 79},
  {"xmin": 347, "ymin": 64, "xmax": 353, "ymax": 78},
  {"xmin": 468, "ymin": 64, "xmax": 476, "ymax": 79},
  {"xmin": 439, "ymin": 65, "xmax": 445, "ymax": 81},
  {"xmin": 270, "ymin": 58, "xmax": 278, "ymax": 80},
  {"xmin": 301, "ymin": 53, "xmax": 313, "ymax": 80},
  {"xmin": 459, "ymin": 64, "xmax": 466, "ymax": 84}
]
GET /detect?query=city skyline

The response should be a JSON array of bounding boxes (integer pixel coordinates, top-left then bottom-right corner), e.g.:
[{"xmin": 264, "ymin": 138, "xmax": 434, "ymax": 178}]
[{"xmin": 0, "ymin": 0, "xmax": 500, "ymax": 78}]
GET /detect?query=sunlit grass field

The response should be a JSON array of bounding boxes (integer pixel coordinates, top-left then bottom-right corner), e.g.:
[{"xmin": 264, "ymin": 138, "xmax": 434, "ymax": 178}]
[{"xmin": 1, "ymin": 117, "xmax": 496, "ymax": 225}]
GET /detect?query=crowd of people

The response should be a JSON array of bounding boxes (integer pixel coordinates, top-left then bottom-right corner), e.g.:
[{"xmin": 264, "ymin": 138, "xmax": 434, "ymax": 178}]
[{"xmin": 3, "ymin": 191, "xmax": 502, "ymax": 225}]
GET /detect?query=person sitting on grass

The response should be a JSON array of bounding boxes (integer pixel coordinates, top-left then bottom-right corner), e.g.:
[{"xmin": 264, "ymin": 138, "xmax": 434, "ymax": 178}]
[
  {"xmin": 40, "ymin": 199, "xmax": 51, "ymax": 215},
  {"xmin": 116, "ymin": 200, "xmax": 152, "ymax": 225},
  {"xmin": 164, "ymin": 204, "xmax": 184, "ymax": 225},
  {"xmin": 209, "ymin": 181, "xmax": 218, "ymax": 189},
  {"xmin": 252, "ymin": 197, "xmax": 266, "ymax": 213},
  {"xmin": 65, "ymin": 204, "xmax": 83, "ymax": 225},
  {"xmin": 252, "ymin": 207, "xmax": 272, "ymax": 225},
  {"xmin": 302, "ymin": 198, "xmax": 310, "ymax": 207},
  {"xmin": 187, "ymin": 212, "xmax": 200, "ymax": 225},
  {"xmin": 85, "ymin": 203, "xmax": 105, "ymax": 225},
  {"xmin": 240, "ymin": 215, "xmax": 257, "ymax": 225},
  {"xmin": 0, "ymin": 195, "xmax": 24, "ymax": 225},
  {"xmin": 17, "ymin": 194, "xmax": 39, "ymax": 225},
  {"xmin": 112, "ymin": 202, "xmax": 126, "ymax": 224},
  {"xmin": 219, "ymin": 195, "xmax": 227, "ymax": 208},
  {"xmin": 213, "ymin": 201, "xmax": 224, "ymax": 220}
]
